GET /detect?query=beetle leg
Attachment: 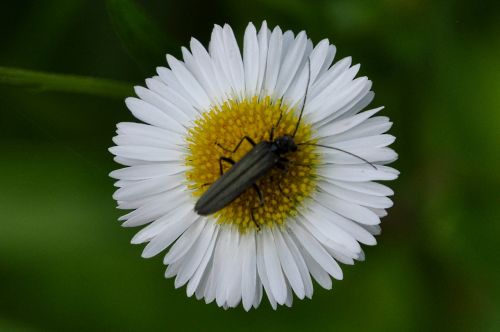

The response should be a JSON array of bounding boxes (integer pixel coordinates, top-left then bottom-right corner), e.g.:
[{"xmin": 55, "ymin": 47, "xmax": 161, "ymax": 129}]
[
  {"xmin": 219, "ymin": 157, "xmax": 235, "ymax": 175},
  {"xmin": 284, "ymin": 158, "xmax": 313, "ymax": 169},
  {"xmin": 276, "ymin": 163, "xmax": 286, "ymax": 170},
  {"xmin": 253, "ymin": 184, "xmax": 264, "ymax": 205},
  {"xmin": 250, "ymin": 184, "xmax": 264, "ymax": 231},
  {"xmin": 274, "ymin": 176, "xmax": 293, "ymax": 202},
  {"xmin": 272, "ymin": 165, "xmax": 298, "ymax": 205},
  {"xmin": 196, "ymin": 182, "xmax": 212, "ymax": 190},
  {"xmin": 276, "ymin": 157, "xmax": 289, "ymax": 171},
  {"xmin": 250, "ymin": 210, "xmax": 261, "ymax": 231},
  {"xmin": 290, "ymin": 162, "xmax": 312, "ymax": 168},
  {"xmin": 216, "ymin": 136, "xmax": 256, "ymax": 153},
  {"xmin": 277, "ymin": 181, "xmax": 291, "ymax": 200}
]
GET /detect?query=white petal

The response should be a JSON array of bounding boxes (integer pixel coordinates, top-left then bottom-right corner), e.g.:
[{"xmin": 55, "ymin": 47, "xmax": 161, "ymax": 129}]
[
  {"xmin": 272, "ymin": 227, "xmax": 305, "ymax": 299},
  {"xmin": 175, "ymin": 220, "xmax": 217, "ymax": 287},
  {"xmin": 181, "ymin": 47, "xmax": 219, "ymax": 106},
  {"xmin": 362, "ymin": 224, "xmax": 382, "ymax": 236},
  {"xmin": 215, "ymin": 226, "xmax": 236, "ymax": 306},
  {"xmin": 309, "ymin": 56, "xmax": 352, "ymax": 102},
  {"xmin": 281, "ymin": 230, "xmax": 314, "ymax": 298},
  {"xmin": 109, "ymin": 163, "xmax": 184, "ymax": 180},
  {"xmin": 145, "ymin": 77, "xmax": 199, "ymax": 119},
  {"xmin": 165, "ymin": 217, "xmax": 207, "ymax": 265},
  {"xmin": 113, "ymin": 174, "xmax": 182, "ymax": 201},
  {"xmin": 241, "ymin": 232, "xmax": 257, "ymax": 311},
  {"xmin": 310, "ymin": 77, "xmax": 371, "ymax": 124},
  {"xmin": 109, "ymin": 145, "xmax": 182, "ymax": 162},
  {"xmin": 299, "ymin": 211, "xmax": 361, "ymax": 261},
  {"xmin": 308, "ymin": 39, "xmax": 335, "ymax": 84},
  {"xmin": 113, "ymin": 156, "xmax": 150, "ymax": 167},
  {"xmin": 275, "ymin": 31, "xmax": 308, "ymax": 98},
  {"xmin": 243, "ymin": 22, "xmax": 259, "ymax": 97},
  {"xmin": 288, "ymin": 221, "xmax": 343, "ymax": 280},
  {"xmin": 209, "ymin": 25, "xmax": 233, "ymax": 100},
  {"xmin": 166, "ymin": 54, "xmax": 211, "ymax": 109},
  {"xmin": 141, "ymin": 211, "xmax": 199, "ymax": 258},
  {"xmin": 253, "ymin": 277, "xmax": 263, "ymax": 308},
  {"xmin": 298, "ymin": 243, "xmax": 332, "ymax": 290},
  {"xmin": 263, "ymin": 26, "xmax": 283, "ymax": 97},
  {"xmin": 320, "ymin": 146, "xmax": 397, "ymax": 165},
  {"xmin": 186, "ymin": 223, "xmax": 218, "ymax": 297},
  {"xmin": 312, "ymin": 198, "xmax": 377, "ymax": 246},
  {"xmin": 189, "ymin": 38, "xmax": 226, "ymax": 104},
  {"xmin": 315, "ymin": 80, "xmax": 373, "ymax": 125},
  {"xmin": 329, "ymin": 180, "xmax": 394, "ymax": 196},
  {"xmin": 165, "ymin": 259, "xmax": 182, "ymax": 278},
  {"xmin": 318, "ymin": 180, "xmax": 393, "ymax": 209},
  {"xmin": 357, "ymin": 249, "xmax": 366, "ymax": 261},
  {"xmin": 316, "ymin": 191, "xmax": 381, "ymax": 225},
  {"xmin": 112, "ymin": 134, "xmax": 182, "ymax": 151},
  {"xmin": 202, "ymin": 260, "xmax": 217, "ymax": 303},
  {"xmin": 370, "ymin": 207, "xmax": 388, "ymax": 217},
  {"xmin": 226, "ymin": 233, "xmax": 244, "ymax": 308},
  {"xmin": 255, "ymin": 21, "xmax": 269, "ymax": 96},
  {"xmin": 319, "ymin": 164, "xmax": 400, "ymax": 182},
  {"xmin": 116, "ymin": 122, "xmax": 181, "ymax": 144},
  {"xmin": 284, "ymin": 284, "xmax": 293, "ymax": 307},
  {"xmin": 322, "ymin": 134, "xmax": 396, "ymax": 149},
  {"xmin": 332, "ymin": 116, "xmax": 393, "ymax": 142},
  {"xmin": 283, "ymin": 60, "xmax": 310, "ymax": 109},
  {"xmin": 337, "ymin": 90, "xmax": 375, "ymax": 120},
  {"xmin": 116, "ymin": 193, "xmax": 162, "ymax": 210},
  {"xmin": 317, "ymin": 107, "xmax": 384, "ymax": 137},
  {"xmin": 125, "ymin": 97, "xmax": 185, "ymax": 134},
  {"xmin": 326, "ymin": 247, "xmax": 355, "ymax": 265},
  {"xmin": 256, "ymin": 232, "xmax": 278, "ymax": 309},
  {"xmin": 300, "ymin": 205, "xmax": 360, "ymax": 254},
  {"xmin": 262, "ymin": 228, "xmax": 287, "ymax": 304},
  {"xmin": 222, "ymin": 24, "xmax": 245, "ymax": 100},
  {"xmin": 320, "ymin": 44, "xmax": 337, "ymax": 76},
  {"xmin": 134, "ymin": 86, "xmax": 191, "ymax": 124},
  {"xmin": 331, "ymin": 94, "xmax": 375, "ymax": 124},
  {"xmin": 122, "ymin": 189, "xmax": 188, "ymax": 227},
  {"xmin": 156, "ymin": 67, "xmax": 200, "ymax": 110}
]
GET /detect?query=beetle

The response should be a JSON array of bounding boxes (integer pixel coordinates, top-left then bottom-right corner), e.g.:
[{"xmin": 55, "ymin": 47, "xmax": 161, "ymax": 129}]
[
  {"xmin": 194, "ymin": 133, "xmax": 298, "ymax": 227},
  {"xmin": 194, "ymin": 61, "xmax": 375, "ymax": 229}
]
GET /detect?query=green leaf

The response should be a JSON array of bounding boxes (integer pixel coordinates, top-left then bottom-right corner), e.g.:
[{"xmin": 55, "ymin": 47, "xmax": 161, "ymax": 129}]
[
  {"xmin": 106, "ymin": 0, "xmax": 174, "ymax": 70},
  {"xmin": 0, "ymin": 66, "xmax": 132, "ymax": 99}
]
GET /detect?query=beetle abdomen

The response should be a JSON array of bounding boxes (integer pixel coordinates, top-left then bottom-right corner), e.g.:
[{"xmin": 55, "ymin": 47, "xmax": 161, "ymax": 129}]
[{"xmin": 194, "ymin": 142, "xmax": 279, "ymax": 215}]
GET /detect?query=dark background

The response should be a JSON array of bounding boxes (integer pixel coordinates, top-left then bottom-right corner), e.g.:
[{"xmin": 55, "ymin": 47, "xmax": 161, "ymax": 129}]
[{"xmin": 1, "ymin": 0, "xmax": 499, "ymax": 331}]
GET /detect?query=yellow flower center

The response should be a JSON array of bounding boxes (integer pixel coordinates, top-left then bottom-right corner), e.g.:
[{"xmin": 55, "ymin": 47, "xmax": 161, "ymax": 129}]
[{"xmin": 185, "ymin": 97, "xmax": 318, "ymax": 232}]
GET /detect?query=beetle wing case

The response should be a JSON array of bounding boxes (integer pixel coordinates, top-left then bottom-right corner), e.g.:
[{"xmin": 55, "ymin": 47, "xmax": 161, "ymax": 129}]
[{"xmin": 194, "ymin": 142, "xmax": 279, "ymax": 215}]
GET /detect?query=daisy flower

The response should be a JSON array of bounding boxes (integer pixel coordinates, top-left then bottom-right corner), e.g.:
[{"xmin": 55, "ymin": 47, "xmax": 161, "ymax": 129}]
[{"xmin": 109, "ymin": 21, "xmax": 398, "ymax": 310}]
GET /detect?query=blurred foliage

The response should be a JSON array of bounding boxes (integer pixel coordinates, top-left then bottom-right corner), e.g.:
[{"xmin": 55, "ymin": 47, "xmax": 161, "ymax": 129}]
[
  {"xmin": 0, "ymin": 0, "xmax": 499, "ymax": 331},
  {"xmin": 0, "ymin": 67, "xmax": 131, "ymax": 98},
  {"xmin": 106, "ymin": 0, "xmax": 176, "ymax": 72}
]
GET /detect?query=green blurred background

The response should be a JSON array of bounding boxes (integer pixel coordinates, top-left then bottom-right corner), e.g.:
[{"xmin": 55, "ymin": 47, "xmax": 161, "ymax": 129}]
[{"xmin": 1, "ymin": 0, "xmax": 499, "ymax": 331}]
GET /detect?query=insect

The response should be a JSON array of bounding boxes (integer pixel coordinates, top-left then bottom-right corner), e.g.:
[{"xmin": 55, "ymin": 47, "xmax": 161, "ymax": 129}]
[{"xmin": 194, "ymin": 61, "xmax": 375, "ymax": 229}]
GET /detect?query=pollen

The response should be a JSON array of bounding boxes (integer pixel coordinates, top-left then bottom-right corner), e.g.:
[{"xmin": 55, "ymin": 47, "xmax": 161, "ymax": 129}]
[{"xmin": 185, "ymin": 97, "xmax": 318, "ymax": 232}]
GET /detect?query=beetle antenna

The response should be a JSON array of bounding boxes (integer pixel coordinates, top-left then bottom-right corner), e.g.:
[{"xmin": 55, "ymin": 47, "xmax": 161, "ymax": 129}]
[
  {"xmin": 297, "ymin": 142, "xmax": 378, "ymax": 170},
  {"xmin": 270, "ymin": 104, "xmax": 284, "ymax": 141},
  {"xmin": 292, "ymin": 59, "xmax": 312, "ymax": 138}
]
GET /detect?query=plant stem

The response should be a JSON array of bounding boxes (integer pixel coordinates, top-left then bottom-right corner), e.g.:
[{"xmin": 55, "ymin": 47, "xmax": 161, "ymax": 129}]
[{"xmin": 0, "ymin": 66, "xmax": 132, "ymax": 99}]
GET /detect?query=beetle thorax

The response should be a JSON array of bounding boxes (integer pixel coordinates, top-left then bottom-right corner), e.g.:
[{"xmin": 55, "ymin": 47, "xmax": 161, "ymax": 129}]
[{"xmin": 273, "ymin": 135, "xmax": 298, "ymax": 154}]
